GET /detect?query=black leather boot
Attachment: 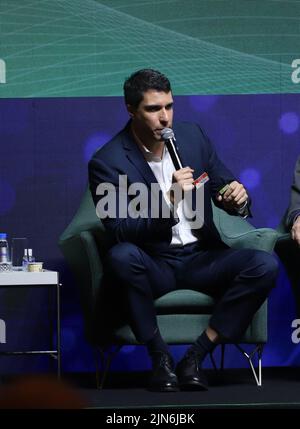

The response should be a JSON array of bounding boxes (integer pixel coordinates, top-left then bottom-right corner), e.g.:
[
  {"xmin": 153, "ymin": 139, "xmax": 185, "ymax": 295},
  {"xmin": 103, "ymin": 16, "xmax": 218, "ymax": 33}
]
[
  {"xmin": 176, "ymin": 350, "xmax": 208, "ymax": 391},
  {"xmin": 148, "ymin": 352, "xmax": 179, "ymax": 392}
]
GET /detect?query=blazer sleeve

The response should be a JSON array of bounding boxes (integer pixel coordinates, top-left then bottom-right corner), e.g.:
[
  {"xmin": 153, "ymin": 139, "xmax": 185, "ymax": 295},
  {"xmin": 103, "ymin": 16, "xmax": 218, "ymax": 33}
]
[
  {"xmin": 88, "ymin": 156, "xmax": 177, "ymax": 245},
  {"xmin": 198, "ymin": 125, "xmax": 252, "ymax": 216},
  {"xmin": 286, "ymin": 156, "xmax": 300, "ymax": 229}
]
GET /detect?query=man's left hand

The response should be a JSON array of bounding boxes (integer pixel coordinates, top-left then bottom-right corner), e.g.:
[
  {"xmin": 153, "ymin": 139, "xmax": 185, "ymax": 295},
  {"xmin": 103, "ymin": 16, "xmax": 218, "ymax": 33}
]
[
  {"xmin": 216, "ymin": 181, "xmax": 248, "ymax": 211},
  {"xmin": 291, "ymin": 217, "xmax": 300, "ymax": 245}
]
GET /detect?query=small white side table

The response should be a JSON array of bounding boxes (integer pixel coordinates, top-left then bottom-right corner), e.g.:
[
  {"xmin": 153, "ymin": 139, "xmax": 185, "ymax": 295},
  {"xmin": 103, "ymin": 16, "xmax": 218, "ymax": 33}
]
[{"xmin": 0, "ymin": 270, "xmax": 61, "ymax": 377}]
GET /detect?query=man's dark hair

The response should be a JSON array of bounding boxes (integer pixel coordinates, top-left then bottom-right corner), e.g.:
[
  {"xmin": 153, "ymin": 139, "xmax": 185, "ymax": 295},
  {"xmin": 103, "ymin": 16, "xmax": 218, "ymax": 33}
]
[{"xmin": 123, "ymin": 69, "xmax": 171, "ymax": 108}]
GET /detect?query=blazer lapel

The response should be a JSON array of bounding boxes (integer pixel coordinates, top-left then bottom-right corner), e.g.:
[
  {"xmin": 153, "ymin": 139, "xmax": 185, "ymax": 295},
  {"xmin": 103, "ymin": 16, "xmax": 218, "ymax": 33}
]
[
  {"xmin": 121, "ymin": 124, "xmax": 174, "ymax": 218},
  {"xmin": 173, "ymin": 126, "xmax": 202, "ymax": 212},
  {"xmin": 172, "ymin": 128, "xmax": 197, "ymax": 175},
  {"xmin": 122, "ymin": 125, "xmax": 159, "ymax": 189}
]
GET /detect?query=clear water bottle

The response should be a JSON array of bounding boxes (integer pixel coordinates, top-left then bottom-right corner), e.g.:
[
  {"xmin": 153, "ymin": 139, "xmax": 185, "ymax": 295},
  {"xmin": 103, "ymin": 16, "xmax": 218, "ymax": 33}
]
[
  {"xmin": 22, "ymin": 248, "xmax": 28, "ymax": 271},
  {"xmin": 28, "ymin": 248, "xmax": 35, "ymax": 263},
  {"xmin": 0, "ymin": 233, "xmax": 12, "ymax": 272}
]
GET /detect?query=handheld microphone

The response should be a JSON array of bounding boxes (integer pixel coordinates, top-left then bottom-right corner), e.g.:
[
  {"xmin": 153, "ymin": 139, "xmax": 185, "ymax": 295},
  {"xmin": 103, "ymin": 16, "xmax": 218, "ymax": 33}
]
[{"xmin": 161, "ymin": 128, "xmax": 183, "ymax": 170}]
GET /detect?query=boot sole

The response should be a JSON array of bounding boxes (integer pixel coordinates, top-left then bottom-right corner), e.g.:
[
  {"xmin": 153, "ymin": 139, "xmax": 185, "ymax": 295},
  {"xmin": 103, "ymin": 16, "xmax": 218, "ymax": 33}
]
[
  {"xmin": 179, "ymin": 381, "xmax": 208, "ymax": 391},
  {"xmin": 148, "ymin": 385, "xmax": 180, "ymax": 392}
]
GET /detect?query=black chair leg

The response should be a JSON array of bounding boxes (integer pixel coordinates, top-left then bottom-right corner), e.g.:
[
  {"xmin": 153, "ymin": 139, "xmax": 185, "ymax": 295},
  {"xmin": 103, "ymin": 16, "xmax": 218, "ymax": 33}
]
[
  {"xmin": 209, "ymin": 343, "xmax": 226, "ymax": 371},
  {"xmin": 93, "ymin": 345, "xmax": 122, "ymax": 389}
]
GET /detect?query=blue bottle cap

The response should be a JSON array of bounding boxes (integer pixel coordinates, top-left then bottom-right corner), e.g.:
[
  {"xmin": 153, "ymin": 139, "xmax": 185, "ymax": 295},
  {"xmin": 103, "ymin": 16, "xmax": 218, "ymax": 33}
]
[{"xmin": 0, "ymin": 233, "xmax": 7, "ymax": 239}]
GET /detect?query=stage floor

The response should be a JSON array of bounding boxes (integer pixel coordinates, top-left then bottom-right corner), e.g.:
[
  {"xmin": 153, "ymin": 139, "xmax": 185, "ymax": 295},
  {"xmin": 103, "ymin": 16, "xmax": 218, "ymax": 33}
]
[{"xmin": 68, "ymin": 367, "xmax": 300, "ymax": 410}]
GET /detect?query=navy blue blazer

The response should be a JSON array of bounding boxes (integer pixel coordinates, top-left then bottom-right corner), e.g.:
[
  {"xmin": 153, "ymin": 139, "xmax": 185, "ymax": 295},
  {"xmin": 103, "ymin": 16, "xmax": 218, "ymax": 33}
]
[
  {"xmin": 286, "ymin": 155, "xmax": 300, "ymax": 229},
  {"xmin": 88, "ymin": 121, "xmax": 236, "ymax": 253}
]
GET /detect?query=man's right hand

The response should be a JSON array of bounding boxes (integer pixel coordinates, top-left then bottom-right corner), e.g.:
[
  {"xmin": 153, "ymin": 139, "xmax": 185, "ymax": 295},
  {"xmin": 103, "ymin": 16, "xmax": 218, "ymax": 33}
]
[
  {"xmin": 292, "ymin": 216, "xmax": 300, "ymax": 245},
  {"xmin": 167, "ymin": 167, "xmax": 194, "ymax": 205}
]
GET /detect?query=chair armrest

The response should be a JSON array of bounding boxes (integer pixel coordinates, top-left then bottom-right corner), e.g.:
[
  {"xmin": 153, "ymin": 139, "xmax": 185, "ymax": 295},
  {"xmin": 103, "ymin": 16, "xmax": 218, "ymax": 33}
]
[
  {"xmin": 274, "ymin": 232, "xmax": 291, "ymax": 243},
  {"xmin": 221, "ymin": 228, "xmax": 280, "ymax": 253},
  {"xmin": 212, "ymin": 201, "xmax": 279, "ymax": 253}
]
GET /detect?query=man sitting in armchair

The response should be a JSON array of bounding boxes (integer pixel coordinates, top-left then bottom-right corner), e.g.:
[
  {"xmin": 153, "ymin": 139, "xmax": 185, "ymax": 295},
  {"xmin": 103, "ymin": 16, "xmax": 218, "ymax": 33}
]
[{"xmin": 88, "ymin": 68, "xmax": 278, "ymax": 392}]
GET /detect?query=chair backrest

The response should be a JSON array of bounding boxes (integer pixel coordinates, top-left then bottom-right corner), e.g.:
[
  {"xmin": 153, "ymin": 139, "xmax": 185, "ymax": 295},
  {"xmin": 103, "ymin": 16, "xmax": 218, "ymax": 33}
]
[
  {"xmin": 59, "ymin": 186, "xmax": 102, "ymax": 242},
  {"xmin": 59, "ymin": 186, "xmax": 115, "ymax": 257}
]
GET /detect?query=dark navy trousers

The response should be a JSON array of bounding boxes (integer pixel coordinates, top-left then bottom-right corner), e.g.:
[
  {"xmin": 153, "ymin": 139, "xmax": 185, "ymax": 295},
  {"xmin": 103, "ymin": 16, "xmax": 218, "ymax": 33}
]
[{"xmin": 105, "ymin": 241, "xmax": 278, "ymax": 343}]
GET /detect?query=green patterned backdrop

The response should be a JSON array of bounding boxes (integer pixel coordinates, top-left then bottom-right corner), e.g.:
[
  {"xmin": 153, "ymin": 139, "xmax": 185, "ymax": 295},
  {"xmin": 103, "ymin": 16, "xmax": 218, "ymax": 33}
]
[{"xmin": 0, "ymin": 0, "xmax": 300, "ymax": 97}]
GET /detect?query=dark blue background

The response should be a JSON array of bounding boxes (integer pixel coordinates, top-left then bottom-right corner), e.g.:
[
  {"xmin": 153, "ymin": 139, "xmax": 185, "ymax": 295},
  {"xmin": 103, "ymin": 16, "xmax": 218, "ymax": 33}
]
[{"xmin": 0, "ymin": 94, "xmax": 299, "ymax": 374}]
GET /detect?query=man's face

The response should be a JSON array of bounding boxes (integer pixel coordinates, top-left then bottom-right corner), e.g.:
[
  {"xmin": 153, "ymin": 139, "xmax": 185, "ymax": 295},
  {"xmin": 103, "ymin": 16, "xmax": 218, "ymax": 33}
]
[{"xmin": 128, "ymin": 90, "xmax": 173, "ymax": 145}]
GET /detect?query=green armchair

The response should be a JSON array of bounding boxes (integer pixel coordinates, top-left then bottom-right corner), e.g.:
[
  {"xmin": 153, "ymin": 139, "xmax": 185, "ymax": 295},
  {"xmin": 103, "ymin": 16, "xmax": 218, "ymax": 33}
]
[{"xmin": 59, "ymin": 187, "xmax": 279, "ymax": 387}]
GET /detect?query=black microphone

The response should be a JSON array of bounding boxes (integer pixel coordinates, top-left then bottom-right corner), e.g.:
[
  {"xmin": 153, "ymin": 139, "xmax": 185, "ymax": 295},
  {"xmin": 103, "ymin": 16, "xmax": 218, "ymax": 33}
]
[{"xmin": 161, "ymin": 128, "xmax": 183, "ymax": 170}]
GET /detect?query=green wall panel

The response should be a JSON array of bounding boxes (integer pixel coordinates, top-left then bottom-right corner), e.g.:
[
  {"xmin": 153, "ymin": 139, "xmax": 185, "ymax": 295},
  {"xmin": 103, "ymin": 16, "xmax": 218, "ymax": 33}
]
[{"xmin": 0, "ymin": 0, "xmax": 300, "ymax": 97}]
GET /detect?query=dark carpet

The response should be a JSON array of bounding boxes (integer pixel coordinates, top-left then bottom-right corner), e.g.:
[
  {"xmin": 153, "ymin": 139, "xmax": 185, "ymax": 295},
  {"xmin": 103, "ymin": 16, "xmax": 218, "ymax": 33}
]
[{"xmin": 66, "ymin": 367, "xmax": 300, "ymax": 410}]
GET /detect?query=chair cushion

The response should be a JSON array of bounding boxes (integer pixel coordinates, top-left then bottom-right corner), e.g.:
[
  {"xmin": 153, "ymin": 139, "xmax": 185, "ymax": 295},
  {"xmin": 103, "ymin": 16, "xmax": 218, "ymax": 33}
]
[
  {"xmin": 113, "ymin": 309, "xmax": 267, "ymax": 345},
  {"xmin": 154, "ymin": 290, "xmax": 215, "ymax": 314}
]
